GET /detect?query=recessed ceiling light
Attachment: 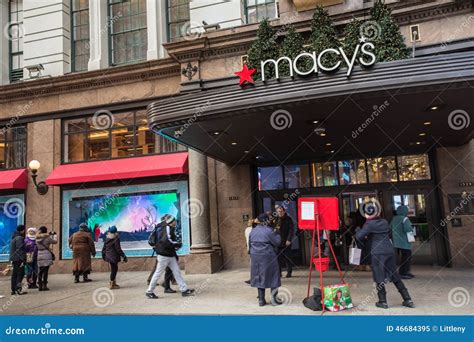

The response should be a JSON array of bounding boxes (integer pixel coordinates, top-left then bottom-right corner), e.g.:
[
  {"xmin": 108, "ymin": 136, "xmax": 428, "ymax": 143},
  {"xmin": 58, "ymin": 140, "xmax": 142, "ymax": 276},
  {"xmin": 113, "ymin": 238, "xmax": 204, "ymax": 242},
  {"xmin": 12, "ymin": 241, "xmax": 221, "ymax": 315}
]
[
  {"xmin": 244, "ymin": 150, "xmax": 249, "ymax": 154},
  {"xmin": 212, "ymin": 131, "xmax": 220, "ymax": 136},
  {"xmin": 419, "ymin": 133, "xmax": 426, "ymax": 136},
  {"xmin": 416, "ymin": 141, "xmax": 421, "ymax": 145},
  {"xmin": 320, "ymin": 132, "xmax": 327, "ymax": 137},
  {"xmin": 312, "ymin": 120, "xmax": 319, "ymax": 124},
  {"xmin": 231, "ymin": 142, "xmax": 237, "ymax": 146},
  {"xmin": 423, "ymin": 121, "xmax": 431, "ymax": 126},
  {"xmin": 326, "ymin": 143, "xmax": 332, "ymax": 146},
  {"xmin": 256, "ymin": 155, "xmax": 263, "ymax": 160},
  {"xmin": 429, "ymin": 106, "xmax": 439, "ymax": 111},
  {"xmin": 330, "ymin": 150, "xmax": 335, "ymax": 153}
]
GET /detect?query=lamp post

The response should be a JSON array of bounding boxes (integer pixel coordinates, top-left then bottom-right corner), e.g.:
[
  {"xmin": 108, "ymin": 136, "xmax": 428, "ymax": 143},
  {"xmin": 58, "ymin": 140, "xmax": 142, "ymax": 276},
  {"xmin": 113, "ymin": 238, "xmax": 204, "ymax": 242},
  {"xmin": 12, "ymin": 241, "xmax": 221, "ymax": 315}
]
[{"xmin": 28, "ymin": 160, "xmax": 49, "ymax": 195}]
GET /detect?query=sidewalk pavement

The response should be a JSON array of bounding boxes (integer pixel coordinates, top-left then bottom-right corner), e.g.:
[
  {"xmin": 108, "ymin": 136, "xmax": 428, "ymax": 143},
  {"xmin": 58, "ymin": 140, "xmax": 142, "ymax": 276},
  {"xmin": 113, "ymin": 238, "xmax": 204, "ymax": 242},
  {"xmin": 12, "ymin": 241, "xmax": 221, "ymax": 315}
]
[{"xmin": 0, "ymin": 266, "xmax": 472, "ymax": 315}]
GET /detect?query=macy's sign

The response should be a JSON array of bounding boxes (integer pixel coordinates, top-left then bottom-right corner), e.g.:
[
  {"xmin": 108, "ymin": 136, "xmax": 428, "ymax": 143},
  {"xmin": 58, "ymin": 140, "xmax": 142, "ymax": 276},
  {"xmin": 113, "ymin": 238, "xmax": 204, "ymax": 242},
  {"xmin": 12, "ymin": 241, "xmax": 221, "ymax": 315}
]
[{"xmin": 261, "ymin": 40, "xmax": 375, "ymax": 81}]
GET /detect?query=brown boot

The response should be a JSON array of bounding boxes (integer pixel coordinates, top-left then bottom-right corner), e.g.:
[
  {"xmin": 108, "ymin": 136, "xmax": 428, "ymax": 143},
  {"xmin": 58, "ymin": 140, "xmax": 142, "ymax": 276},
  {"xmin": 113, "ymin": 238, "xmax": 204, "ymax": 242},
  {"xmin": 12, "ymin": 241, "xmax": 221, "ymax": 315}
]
[{"xmin": 109, "ymin": 281, "xmax": 120, "ymax": 290}]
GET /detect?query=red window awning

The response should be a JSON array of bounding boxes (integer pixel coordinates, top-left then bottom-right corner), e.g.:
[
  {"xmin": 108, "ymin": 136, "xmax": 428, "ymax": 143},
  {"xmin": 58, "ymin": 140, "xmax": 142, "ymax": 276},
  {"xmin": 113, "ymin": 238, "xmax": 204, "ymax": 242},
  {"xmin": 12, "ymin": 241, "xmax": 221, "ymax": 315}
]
[
  {"xmin": 0, "ymin": 169, "xmax": 28, "ymax": 190},
  {"xmin": 46, "ymin": 153, "xmax": 188, "ymax": 186}
]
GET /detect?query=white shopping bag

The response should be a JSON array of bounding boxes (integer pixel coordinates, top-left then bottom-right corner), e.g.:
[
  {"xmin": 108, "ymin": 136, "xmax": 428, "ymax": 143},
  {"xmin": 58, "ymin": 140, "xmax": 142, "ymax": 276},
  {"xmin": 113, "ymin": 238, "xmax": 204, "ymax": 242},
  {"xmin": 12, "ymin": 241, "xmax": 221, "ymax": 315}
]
[
  {"xmin": 349, "ymin": 240, "xmax": 362, "ymax": 265},
  {"xmin": 404, "ymin": 217, "xmax": 416, "ymax": 242}
]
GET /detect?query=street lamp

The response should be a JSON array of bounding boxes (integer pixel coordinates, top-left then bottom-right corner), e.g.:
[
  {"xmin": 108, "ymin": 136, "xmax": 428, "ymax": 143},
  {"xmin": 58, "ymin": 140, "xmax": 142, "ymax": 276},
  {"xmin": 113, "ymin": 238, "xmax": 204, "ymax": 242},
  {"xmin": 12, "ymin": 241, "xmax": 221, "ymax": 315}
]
[{"xmin": 28, "ymin": 160, "xmax": 49, "ymax": 195}]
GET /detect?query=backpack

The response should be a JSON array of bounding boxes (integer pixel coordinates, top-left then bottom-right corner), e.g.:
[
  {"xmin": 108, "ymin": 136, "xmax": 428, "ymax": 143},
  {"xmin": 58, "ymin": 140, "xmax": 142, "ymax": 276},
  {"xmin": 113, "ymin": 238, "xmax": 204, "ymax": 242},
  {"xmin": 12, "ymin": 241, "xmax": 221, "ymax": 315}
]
[{"xmin": 148, "ymin": 224, "xmax": 161, "ymax": 247}]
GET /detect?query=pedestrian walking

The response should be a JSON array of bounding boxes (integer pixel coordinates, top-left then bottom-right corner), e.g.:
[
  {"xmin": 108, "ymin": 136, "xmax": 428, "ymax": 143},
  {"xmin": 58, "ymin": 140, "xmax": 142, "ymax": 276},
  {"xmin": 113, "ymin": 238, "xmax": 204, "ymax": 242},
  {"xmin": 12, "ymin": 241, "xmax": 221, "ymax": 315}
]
[
  {"xmin": 24, "ymin": 227, "xmax": 38, "ymax": 289},
  {"xmin": 390, "ymin": 205, "xmax": 415, "ymax": 279},
  {"xmin": 146, "ymin": 215, "xmax": 194, "ymax": 299},
  {"xmin": 36, "ymin": 226, "xmax": 58, "ymax": 291},
  {"xmin": 69, "ymin": 223, "xmax": 96, "ymax": 283},
  {"xmin": 355, "ymin": 213, "xmax": 415, "ymax": 309},
  {"xmin": 9, "ymin": 225, "xmax": 27, "ymax": 295},
  {"xmin": 275, "ymin": 205, "xmax": 295, "ymax": 278},
  {"xmin": 102, "ymin": 226, "xmax": 128, "ymax": 289},
  {"xmin": 249, "ymin": 213, "xmax": 283, "ymax": 307}
]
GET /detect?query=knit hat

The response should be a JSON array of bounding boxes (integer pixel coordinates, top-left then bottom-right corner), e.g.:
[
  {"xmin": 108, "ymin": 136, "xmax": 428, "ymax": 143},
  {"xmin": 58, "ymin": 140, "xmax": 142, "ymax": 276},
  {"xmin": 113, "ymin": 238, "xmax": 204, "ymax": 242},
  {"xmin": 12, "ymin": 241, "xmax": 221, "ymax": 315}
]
[
  {"xmin": 16, "ymin": 224, "xmax": 26, "ymax": 232},
  {"xmin": 162, "ymin": 214, "xmax": 176, "ymax": 225},
  {"xmin": 108, "ymin": 226, "xmax": 117, "ymax": 234},
  {"xmin": 79, "ymin": 223, "xmax": 88, "ymax": 231},
  {"xmin": 256, "ymin": 213, "xmax": 270, "ymax": 224},
  {"xmin": 27, "ymin": 227, "xmax": 37, "ymax": 239}
]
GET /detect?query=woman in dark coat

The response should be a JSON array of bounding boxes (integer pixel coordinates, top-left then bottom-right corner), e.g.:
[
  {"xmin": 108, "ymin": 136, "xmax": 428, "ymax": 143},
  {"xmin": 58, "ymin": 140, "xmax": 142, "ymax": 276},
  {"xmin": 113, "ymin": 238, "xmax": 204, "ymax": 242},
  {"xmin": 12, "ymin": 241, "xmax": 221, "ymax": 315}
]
[
  {"xmin": 249, "ymin": 213, "xmax": 282, "ymax": 306},
  {"xmin": 355, "ymin": 215, "xmax": 414, "ymax": 309},
  {"xmin": 69, "ymin": 223, "xmax": 96, "ymax": 283},
  {"xmin": 102, "ymin": 226, "xmax": 127, "ymax": 289}
]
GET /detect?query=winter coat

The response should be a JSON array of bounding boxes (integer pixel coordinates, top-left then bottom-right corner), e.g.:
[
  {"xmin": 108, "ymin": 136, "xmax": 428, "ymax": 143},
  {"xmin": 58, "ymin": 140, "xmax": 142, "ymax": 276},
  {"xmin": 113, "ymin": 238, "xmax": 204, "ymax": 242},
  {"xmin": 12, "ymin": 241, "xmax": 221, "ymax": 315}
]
[
  {"xmin": 102, "ymin": 233, "xmax": 126, "ymax": 264},
  {"xmin": 24, "ymin": 236, "xmax": 38, "ymax": 260},
  {"xmin": 69, "ymin": 230, "xmax": 96, "ymax": 274},
  {"xmin": 9, "ymin": 232, "xmax": 26, "ymax": 263},
  {"xmin": 276, "ymin": 214, "xmax": 295, "ymax": 249},
  {"xmin": 249, "ymin": 224, "xmax": 282, "ymax": 289},
  {"xmin": 154, "ymin": 224, "xmax": 181, "ymax": 257},
  {"xmin": 390, "ymin": 205, "xmax": 413, "ymax": 250},
  {"xmin": 356, "ymin": 218, "xmax": 399, "ymax": 283},
  {"xmin": 36, "ymin": 233, "xmax": 58, "ymax": 267}
]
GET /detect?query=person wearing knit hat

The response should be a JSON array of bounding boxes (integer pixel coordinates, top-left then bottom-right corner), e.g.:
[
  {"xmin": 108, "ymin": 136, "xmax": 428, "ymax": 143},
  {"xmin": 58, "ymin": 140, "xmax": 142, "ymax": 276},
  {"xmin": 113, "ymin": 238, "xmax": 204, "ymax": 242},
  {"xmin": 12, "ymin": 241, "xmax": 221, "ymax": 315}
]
[
  {"xmin": 102, "ymin": 226, "xmax": 127, "ymax": 290},
  {"xmin": 24, "ymin": 227, "xmax": 38, "ymax": 289},
  {"xmin": 10, "ymin": 225, "xmax": 27, "ymax": 295},
  {"xmin": 146, "ymin": 214, "xmax": 194, "ymax": 299},
  {"xmin": 69, "ymin": 223, "xmax": 96, "ymax": 283}
]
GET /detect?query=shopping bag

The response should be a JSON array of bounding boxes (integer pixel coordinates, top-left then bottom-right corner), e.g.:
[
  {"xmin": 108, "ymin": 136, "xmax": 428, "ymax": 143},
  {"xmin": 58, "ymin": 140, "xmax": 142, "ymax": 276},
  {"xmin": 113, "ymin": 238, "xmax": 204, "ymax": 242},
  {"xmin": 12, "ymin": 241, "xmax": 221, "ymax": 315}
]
[
  {"xmin": 349, "ymin": 240, "xmax": 361, "ymax": 265},
  {"xmin": 323, "ymin": 283, "xmax": 353, "ymax": 312},
  {"xmin": 406, "ymin": 230, "xmax": 416, "ymax": 243}
]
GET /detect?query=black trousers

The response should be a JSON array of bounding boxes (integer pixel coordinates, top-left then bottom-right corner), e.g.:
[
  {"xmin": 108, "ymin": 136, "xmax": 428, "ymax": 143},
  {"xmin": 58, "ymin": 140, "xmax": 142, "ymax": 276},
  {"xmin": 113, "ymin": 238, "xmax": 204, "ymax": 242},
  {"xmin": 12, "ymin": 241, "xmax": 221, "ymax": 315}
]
[
  {"xmin": 11, "ymin": 261, "xmax": 25, "ymax": 292},
  {"xmin": 38, "ymin": 266, "xmax": 50, "ymax": 285},
  {"xmin": 147, "ymin": 257, "xmax": 176, "ymax": 288},
  {"xmin": 397, "ymin": 248, "xmax": 412, "ymax": 276},
  {"xmin": 109, "ymin": 263, "xmax": 118, "ymax": 281},
  {"xmin": 278, "ymin": 247, "xmax": 294, "ymax": 275}
]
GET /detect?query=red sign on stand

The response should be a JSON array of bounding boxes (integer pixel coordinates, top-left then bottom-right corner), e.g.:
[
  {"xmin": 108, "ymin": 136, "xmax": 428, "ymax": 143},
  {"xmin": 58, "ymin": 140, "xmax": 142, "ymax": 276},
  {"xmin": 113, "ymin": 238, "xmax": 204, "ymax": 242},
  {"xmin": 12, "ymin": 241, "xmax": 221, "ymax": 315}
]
[{"xmin": 298, "ymin": 197, "xmax": 339, "ymax": 230}]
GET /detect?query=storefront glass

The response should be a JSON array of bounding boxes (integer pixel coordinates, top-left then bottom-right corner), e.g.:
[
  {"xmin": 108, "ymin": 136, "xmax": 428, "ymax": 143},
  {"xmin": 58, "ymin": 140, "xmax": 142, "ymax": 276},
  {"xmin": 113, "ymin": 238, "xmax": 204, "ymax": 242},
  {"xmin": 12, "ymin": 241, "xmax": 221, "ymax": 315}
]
[
  {"xmin": 258, "ymin": 166, "xmax": 284, "ymax": 190},
  {"xmin": 312, "ymin": 162, "xmax": 338, "ymax": 187},
  {"xmin": 397, "ymin": 154, "xmax": 431, "ymax": 181},
  {"xmin": 366, "ymin": 157, "xmax": 398, "ymax": 183},
  {"xmin": 0, "ymin": 194, "xmax": 25, "ymax": 261},
  {"xmin": 284, "ymin": 164, "xmax": 311, "ymax": 188},
  {"xmin": 61, "ymin": 181, "xmax": 190, "ymax": 259},
  {"xmin": 338, "ymin": 159, "xmax": 367, "ymax": 185}
]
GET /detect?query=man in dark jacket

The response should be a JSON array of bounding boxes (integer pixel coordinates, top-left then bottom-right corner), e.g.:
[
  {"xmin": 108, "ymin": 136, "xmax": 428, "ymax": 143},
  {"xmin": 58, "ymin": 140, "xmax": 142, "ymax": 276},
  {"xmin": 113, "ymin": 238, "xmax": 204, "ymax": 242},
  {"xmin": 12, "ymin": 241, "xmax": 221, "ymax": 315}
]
[
  {"xmin": 275, "ymin": 206, "xmax": 295, "ymax": 278},
  {"xmin": 9, "ymin": 225, "xmax": 27, "ymax": 295},
  {"xmin": 356, "ymin": 216, "xmax": 414, "ymax": 309},
  {"xmin": 146, "ymin": 215, "xmax": 194, "ymax": 299}
]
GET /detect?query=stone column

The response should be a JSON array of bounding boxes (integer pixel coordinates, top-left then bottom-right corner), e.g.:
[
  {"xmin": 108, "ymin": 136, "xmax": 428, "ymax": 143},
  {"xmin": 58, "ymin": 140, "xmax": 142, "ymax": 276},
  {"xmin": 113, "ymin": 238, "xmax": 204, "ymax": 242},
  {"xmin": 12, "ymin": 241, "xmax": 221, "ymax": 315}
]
[
  {"xmin": 185, "ymin": 149, "xmax": 223, "ymax": 273},
  {"xmin": 87, "ymin": 0, "xmax": 108, "ymax": 71},
  {"xmin": 146, "ymin": 0, "xmax": 167, "ymax": 60}
]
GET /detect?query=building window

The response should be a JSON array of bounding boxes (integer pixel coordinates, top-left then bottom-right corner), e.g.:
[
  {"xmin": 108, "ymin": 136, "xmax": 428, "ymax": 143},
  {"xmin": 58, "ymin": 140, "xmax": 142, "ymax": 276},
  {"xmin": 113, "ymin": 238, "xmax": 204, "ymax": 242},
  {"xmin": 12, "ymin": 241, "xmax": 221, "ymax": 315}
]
[
  {"xmin": 108, "ymin": 0, "xmax": 147, "ymax": 65},
  {"xmin": 0, "ymin": 126, "xmax": 27, "ymax": 169},
  {"xmin": 366, "ymin": 157, "xmax": 398, "ymax": 183},
  {"xmin": 284, "ymin": 164, "xmax": 310, "ymax": 189},
  {"xmin": 167, "ymin": 0, "xmax": 190, "ymax": 42},
  {"xmin": 71, "ymin": 0, "xmax": 89, "ymax": 72},
  {"xmin": 8, "ymin": 0, "xmax": 24, "ymax": 82},
  {"xmin": 338, "ymin": 159, "xmax": 367, "ymax": 185},
  {"xmin": 397, "ymin": 154, "xmax": 431, "ymax": 181},
  {"xmin": 258, "ymin": 166, "xmax": 284, "ymax": 190},
  {"xmin": 63, "ymin": 110, "xmax": 186, "ymax": 163},
  {"xmin": 245, "ymin": 0, "xmax": 277, "ymax": 24},
  {"xmin": 312, "ymin": 162, "xmax": 338, "ymax": 187}
]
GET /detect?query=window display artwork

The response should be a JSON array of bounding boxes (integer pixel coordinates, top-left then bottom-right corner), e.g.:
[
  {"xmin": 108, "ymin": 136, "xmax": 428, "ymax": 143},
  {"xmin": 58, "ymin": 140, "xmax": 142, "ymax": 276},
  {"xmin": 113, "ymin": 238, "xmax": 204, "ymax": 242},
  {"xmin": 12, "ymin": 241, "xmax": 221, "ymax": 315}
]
[
  {"xmin": 0, "ymin": 194, "xmax": 25, "ymax": 262},
  {"xmin": 61, "ymin": 181, "xmax": 190, "ymax": 259}
]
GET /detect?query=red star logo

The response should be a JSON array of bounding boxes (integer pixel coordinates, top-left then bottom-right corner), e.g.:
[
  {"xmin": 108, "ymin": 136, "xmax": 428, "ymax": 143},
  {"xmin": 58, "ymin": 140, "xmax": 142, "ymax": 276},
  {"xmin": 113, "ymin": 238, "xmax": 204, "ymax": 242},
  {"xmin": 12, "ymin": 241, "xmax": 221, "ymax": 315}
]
[{"xmin": 235, "ymin": 64, "xmax": 256, "ymax": 86}]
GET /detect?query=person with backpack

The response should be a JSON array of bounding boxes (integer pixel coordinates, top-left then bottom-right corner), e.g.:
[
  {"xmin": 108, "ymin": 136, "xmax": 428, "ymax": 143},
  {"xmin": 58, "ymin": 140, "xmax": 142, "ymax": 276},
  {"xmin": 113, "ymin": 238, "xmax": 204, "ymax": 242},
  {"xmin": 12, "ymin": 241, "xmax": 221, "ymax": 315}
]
[
  {"xmin": 102, "ymin": 226, "xmax": 127, "ymax": 289},
  {"xmin": 146, "ymin": 215, "xmax": 194, "ymax": 299},
  {"xmin": 36, "ymin": 226, "xmax": 58, "ymax": 291}
]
